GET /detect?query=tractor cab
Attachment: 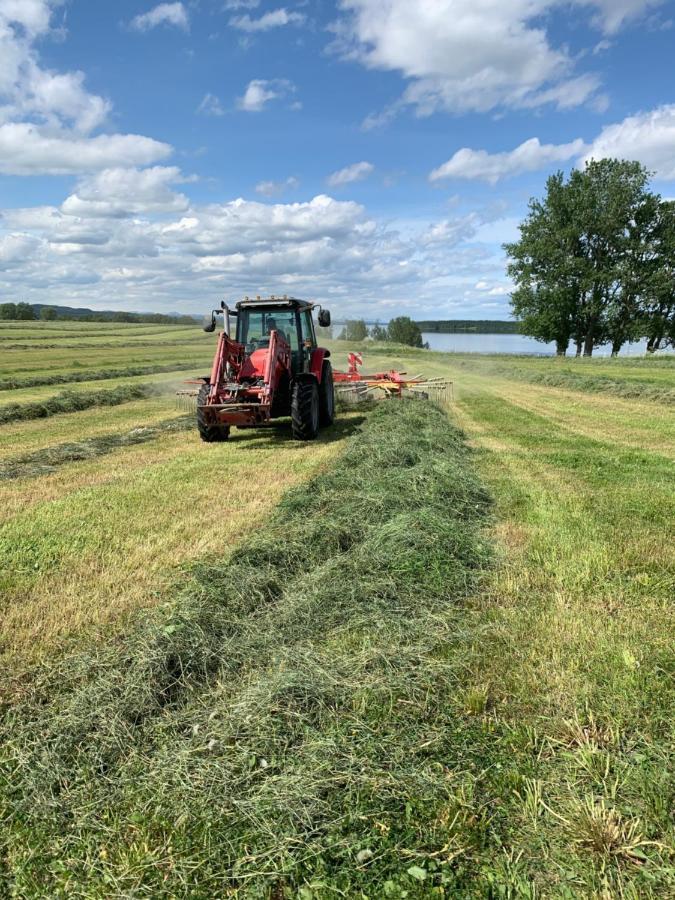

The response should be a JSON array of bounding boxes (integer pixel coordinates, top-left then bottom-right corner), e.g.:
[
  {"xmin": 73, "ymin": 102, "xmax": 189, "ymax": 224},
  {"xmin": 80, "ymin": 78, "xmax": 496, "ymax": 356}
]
[{"xmin": 234, "ymin": 296, "xmax": 320, "ymax": 376}]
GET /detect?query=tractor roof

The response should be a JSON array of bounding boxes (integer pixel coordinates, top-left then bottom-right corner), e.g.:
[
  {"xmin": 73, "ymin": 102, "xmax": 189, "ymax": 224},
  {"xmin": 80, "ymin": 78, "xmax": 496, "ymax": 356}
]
[{"xmin": 236, "ymin": 295, "xmax": 311, "ymax": 311}]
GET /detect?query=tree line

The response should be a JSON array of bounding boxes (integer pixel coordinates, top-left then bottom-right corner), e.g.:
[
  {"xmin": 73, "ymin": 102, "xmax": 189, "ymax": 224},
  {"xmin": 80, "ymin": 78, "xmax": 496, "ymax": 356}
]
[
  {"xmin": 506, "ymin": 159, "xmax": 675, "ymax": 356},
  {"xmin": 337, "ymin": 316, "xmax": 427, "ymax": 348},
  {"xmin": 0, "ymin": 303, "xmax": 197, "ymax": 326}
]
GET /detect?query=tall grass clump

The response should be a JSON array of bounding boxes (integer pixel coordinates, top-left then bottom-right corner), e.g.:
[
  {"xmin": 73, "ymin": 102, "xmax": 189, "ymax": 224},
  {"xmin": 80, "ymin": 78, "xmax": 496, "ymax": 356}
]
[
  {"xmin": 0, "ymin": 383, "xmax": 155, "ymax": 425},
  {"xmin": 0, "ymin": 401, "xmax": 494, "ymax": 897}
]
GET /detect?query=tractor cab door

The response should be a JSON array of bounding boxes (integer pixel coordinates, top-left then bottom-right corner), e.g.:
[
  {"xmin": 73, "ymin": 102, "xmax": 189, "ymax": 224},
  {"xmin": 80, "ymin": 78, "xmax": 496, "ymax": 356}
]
[{"xmin": 298, "ymin": 309, "xmax": 317, "ymax": 374}]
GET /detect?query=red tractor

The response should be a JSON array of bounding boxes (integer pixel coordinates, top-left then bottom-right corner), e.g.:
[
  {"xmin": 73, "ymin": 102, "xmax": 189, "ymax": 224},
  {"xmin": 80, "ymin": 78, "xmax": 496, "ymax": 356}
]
[{"xmin": 197, "ymin": 295, "xmax": 334, "ymax": 441}]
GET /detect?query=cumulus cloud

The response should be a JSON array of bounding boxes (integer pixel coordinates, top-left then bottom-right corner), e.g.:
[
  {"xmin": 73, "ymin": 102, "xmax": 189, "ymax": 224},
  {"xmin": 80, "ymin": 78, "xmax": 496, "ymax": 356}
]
[
  {"xmin": 332, "ymin": 0, "xmax": 661, "ymax": 119},
  {"xmin": 0, "ymin": 123, "xmax": 171, "ymax": 175},
  {"xmin": 229, "ymin": 7, "xmax": 305, "ymax": 31},
  {"xmin": 327, "ymin": 161, "xmax": 374, "ymax": 187},
  {"xmin": 130, "ymin": 3, "xmax": 189, "ymax": 32},
  {"xmin": 61, "ymin": 166, "xmax": 190, "ymax": 217},
  {"xmin": 236, "ymin": 78, "xmax": 295, "ymax": 112},
  {"xmin": 430, "ymin": 104, "xmax": 675, "ymax": 185},
  {"xmin": 581, "ymin": 104, "xmax": 675, "ymax": 179},
  {"xmin": 0, "ymin": 1, "xmax": 174, "ymax": 175},
  {"xmin": 255, "ymin": 176, "xmax": 300, "ymax": 196},
  {"xmin": 430, "ymin": 137, "xmax": 586, "ymax": 184}
]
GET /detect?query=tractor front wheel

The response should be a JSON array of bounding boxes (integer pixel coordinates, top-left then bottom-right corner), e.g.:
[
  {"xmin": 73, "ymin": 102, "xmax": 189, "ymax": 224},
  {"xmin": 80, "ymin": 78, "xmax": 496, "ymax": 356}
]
[
  {"xmin": 319, "ymin": 361, "xmax": 335, "ymax": 427},
  {"xmin": 197, "ymin": 384, "xmax": 230, "ymax": 442},
  {"xmin": 291, "ymin": 378, "xmax": 319, "ymax": 440}
]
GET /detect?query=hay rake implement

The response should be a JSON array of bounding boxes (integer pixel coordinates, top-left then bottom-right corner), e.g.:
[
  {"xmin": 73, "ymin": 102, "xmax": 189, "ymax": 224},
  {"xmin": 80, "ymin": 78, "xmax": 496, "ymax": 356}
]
[{"xmin": 333, "ymin": 352, "xmax": 453, "ymax": 406}]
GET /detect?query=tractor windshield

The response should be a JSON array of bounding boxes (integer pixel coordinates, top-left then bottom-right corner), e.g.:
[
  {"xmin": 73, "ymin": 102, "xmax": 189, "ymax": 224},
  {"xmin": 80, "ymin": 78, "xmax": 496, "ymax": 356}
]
[{"xmin": 238, "ymin": 309, "xmax": 299, "ymax": 352}]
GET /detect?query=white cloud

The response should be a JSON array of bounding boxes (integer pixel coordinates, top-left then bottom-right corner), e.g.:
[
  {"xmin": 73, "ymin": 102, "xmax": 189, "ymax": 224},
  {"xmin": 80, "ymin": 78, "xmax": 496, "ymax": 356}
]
[
  {"xmin": 255, "ymin": 176, "xmax": 300, "ymax": 196},
  {"xmin": 0, "ymin": 1, "xmax": 174, "ymax": 175},
  {"xmin": 582, "ymin": 104, "xmax": 675, "ymax": 179},
  {"xmin": 229, "ymin": 7, "xmax": 305, "ymax": 32},
  {"xmin": 0, "ymin": 123, "xmax": 171, "ymax": 175},
  {"xmin": 430, "ymin": 137, "xmax": 586, "ymax": 184},
  {"xmin": 327, "ymin": 161, "xmax": 374, "ymax": 187},
  {"xmin": 236, "ymin": 78, "xmax": 295, "ymax": 112},
  {"xmin": 333, "ymin": 0, "xmax": 661, "ymax": 119},
  {"xmin": 430, "ymin": 104, "xmax": 675, "ymax": 186},
  {"xmin": 130, "ymin": 3, "xmax": 189, "ymax": 32},
  {"xmin": 197, "ymin": 93, "xmax": 225, "ymax": 116},
  {"xmin": 61, "ymin": 166, "xmax": 189, "ymax": 217}
]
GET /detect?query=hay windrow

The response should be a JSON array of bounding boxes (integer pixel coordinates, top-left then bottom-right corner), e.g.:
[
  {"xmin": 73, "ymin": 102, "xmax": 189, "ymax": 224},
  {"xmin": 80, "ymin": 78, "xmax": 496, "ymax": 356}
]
[
  {"xmin": 0, "ymin": 383, "xmax": 157, "ymax": 426},
  {"xmin": 0, "ymin": 401, "xmax": 494, "ymax": 896},
  {"xmin": 0, "ymin": 362, "xmax": 205, "ymax": 392},
  {"xmin": 0, "ymin": 416, "xmax": 193, "ymax": 480}
]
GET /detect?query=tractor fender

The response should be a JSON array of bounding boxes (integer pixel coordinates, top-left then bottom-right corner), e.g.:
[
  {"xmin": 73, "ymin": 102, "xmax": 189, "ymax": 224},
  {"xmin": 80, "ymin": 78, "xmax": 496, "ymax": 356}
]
[{"xmin": 310, "ymin": 348, "xmax": 330, "ymax": 382}]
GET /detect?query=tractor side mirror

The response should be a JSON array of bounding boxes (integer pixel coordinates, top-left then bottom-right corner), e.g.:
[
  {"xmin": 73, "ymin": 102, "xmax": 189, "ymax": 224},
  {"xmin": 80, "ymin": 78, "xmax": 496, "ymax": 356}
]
[
  {"xmin": 318, "ymin": 309, "xmax": 331, "ymax": 328},
  {"xmin": 202, "ymin": 314, "xmax": 216, "ymax": 333}
]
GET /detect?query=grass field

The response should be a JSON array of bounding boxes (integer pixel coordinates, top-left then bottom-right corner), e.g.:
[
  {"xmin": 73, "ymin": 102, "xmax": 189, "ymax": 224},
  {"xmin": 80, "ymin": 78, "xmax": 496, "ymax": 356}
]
[{"xmin": 0, "ymin": 321, "xmax": 673, "ymax": 896}]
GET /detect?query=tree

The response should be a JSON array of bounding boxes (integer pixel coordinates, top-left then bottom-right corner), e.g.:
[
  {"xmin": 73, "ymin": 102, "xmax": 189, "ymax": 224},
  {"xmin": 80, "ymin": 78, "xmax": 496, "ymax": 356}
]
[
  {"xmin": 387, "ymin": 316, "xmax": 424, "ymax": 348},
  {"xmin": 369, "ymin": 322, "xmax": 388, "ymax": 341},
  {"xmin": 338, "ymin": 319, "xmax": 368, "ymax": 341},
  {"xmin": 505, "ymin": 172, "xmax": 583, "ymax": 356},
  {"xmin": 641, "ymin": 200, "xmax": 675, "ymax": 351},
  {"xmin": 0, "ymin": 303, "xmax": 17, "ymax": 320},
  {"xmin": 15, "ymin": 302, "xmax": 35, "ymax": 320},
  {"xmin": 506, "ymin": 160, "xmax": 658, "ymax": 356},
  {"xmin": 40, "ymin": 306, "xmax": 58, "ymax": 320}
]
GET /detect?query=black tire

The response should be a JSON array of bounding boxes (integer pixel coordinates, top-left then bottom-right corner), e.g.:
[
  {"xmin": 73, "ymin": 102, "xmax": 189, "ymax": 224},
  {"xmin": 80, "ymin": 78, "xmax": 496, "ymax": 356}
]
[
  {"xmin": 197, "ymin": 383, "xmax": 230, "ymax": 442},
  {"xmin": 318, "ymin": 361, "xmax": 335, "ymax": 427},
  {"xmin": 291, "ymin": 378, "xmax": 320, "ymax": 440}
]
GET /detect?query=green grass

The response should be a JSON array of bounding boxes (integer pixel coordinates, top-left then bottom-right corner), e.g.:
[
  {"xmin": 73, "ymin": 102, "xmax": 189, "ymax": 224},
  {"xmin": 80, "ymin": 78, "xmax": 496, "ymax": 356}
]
[
  {"xmin": 1, "ymin": 401, "xmax": 495, "ymax": 897},
  {"xmin": 0, "ymin": 383, "xmax": 156, "ymax": 425},
  {"xmin": 0, "ymin": 322, "xmax": 672, "ymax": 896}
]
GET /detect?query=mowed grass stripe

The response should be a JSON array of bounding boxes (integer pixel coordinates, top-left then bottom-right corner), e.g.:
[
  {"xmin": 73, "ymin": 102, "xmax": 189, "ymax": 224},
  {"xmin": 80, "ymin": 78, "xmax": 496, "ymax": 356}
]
[
  {"xmin": 0, "ymin": 415, "xmax": 193, "ymax": 481},
  {"xmin": 0, "ymin": 396, "xmax": 182, "ymax": 460},
  {"xmin": 0, "ymin": 383, "xmax": 155, "ymax": 425},
  {"xmin": 0, "ymin": 361, "xmax": 206, "ymax": 392},
  {"xmin": 0, "ymin": 415, "xmax": 356, "ymax": 673},
  {"xmin": 447, "ymin": 387, "xmax": 674, "ymax": 896}
]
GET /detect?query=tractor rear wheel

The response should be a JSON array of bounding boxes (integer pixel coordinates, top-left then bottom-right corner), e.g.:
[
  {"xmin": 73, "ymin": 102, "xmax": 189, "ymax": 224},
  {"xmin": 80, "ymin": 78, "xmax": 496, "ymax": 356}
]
[
  {"xmin": 197, "ymin": 383, "xmax": 230, "ymax": 442},
  {"xmin": 291, "ymin": 378, "xmax": 319, "ymax": 440},
  {"xmin": 319, "ymin": 361, "xmax": 335, "ymax": 427}
]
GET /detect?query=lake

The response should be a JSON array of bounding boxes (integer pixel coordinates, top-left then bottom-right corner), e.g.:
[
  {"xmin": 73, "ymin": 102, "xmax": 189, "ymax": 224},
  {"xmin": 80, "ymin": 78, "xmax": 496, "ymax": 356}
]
[{"xmin": 421, "ymin": 332, "xmax": 649, "ymax": 356}]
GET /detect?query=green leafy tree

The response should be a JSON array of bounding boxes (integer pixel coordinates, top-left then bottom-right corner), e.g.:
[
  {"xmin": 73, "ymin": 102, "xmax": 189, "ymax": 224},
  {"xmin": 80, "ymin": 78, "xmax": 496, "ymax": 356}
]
[
  {"xmin": 338, "ymin": 319, "xmax": 368, "ymax": 341},
  {"xmin": 369, "ymin": 322, "xmax": 388, "ymax": 341},
  {"xmin": 387, "ymin": 316, "xmax": 424, "ymax": 348},
  {"xmin": 39, "ymin": 306, "xmax": 58, "ymax": 320},
  {"xmin": 507, "ymin": 160, "xmax": 658, "ymax": 356},
  {"xmin": 0, "ymin": 302, "xmax": 18, "ymax": 320},
  {"xmin": 15, "ymin": 302, "xmax": 35, "ymax": 320},
  {"xmin": 642, "ymin": 200, "xmax": 675, "ymax": 351}
]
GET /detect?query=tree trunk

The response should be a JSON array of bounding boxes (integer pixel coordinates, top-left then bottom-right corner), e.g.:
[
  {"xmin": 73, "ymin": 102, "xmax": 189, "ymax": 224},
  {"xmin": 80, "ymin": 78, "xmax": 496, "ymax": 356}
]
[
  {"xmin": 611, "ymin": 338, "xmax": 623, "ymax": 357},
  {"xmin": 556, "ymin": 338, "xmax": 568, "ymax": 356},
  {"xmin": 575, "ymin": 338, "xmax": 583, "ymax": 357},
  {"xmin": 646, "ymin": 336, "xmax": 661, "ymax": 353},
  {"xmin": 583, "ymin": 329, "xmax": 594, "ymax": 357}
]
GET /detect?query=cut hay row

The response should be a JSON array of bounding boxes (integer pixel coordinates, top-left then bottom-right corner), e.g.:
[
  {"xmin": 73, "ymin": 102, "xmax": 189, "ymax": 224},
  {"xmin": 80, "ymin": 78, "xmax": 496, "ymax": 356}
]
[
  {"xmin": 0, "ymin": 401, "xmax": 493, "ymax": 897},
  {"xmin": 0, "ymin": 362, "xmax": 206, "ymax": 392},
  {"xmin": 480, "ymin": 364, "xmax": 675, "ymax": 403},
  {"xmin": 0, "ymin": 383, "xmax": 157, "ymax": 426},
  {"xmin": 1, "ymin": 337, "xmax": 208, "ymax": 352},
  {"xmin": 0, "ymin": 416, "xmax": 193, "ymax": 481}
]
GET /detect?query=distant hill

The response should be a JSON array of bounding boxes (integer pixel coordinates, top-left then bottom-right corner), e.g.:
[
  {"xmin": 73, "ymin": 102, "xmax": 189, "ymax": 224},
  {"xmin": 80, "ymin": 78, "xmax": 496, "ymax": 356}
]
[
  {"xmin": 0, "ymin": 302, "xmax": 199, "ymax": 325},
  {"xmin": 416, "ymin": 319, "xmax": 520, "ymax": 334}
]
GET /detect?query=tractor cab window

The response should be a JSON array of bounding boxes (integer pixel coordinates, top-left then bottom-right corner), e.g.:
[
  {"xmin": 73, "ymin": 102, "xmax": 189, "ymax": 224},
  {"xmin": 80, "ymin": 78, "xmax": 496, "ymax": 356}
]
[
  {"xmin": 238, "ymin": 309, "xmax": 299, "ymax": 352},
  {"xmin": 301, "ymin": 310, "xmax": 316, "ymax": 347}
]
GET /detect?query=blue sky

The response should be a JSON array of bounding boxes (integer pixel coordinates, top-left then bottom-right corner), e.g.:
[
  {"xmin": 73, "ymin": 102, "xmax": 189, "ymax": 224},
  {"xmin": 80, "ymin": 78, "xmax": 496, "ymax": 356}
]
[{"xmin": 1, "ymin": 0, "xmax": 674, "ymax": 319}]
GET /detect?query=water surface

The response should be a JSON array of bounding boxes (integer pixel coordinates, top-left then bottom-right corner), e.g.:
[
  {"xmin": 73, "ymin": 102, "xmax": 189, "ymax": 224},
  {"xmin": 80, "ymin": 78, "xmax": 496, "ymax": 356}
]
[{"xmin": 422, "ymin": 332, "xmax": 648, "ymax": 356}]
